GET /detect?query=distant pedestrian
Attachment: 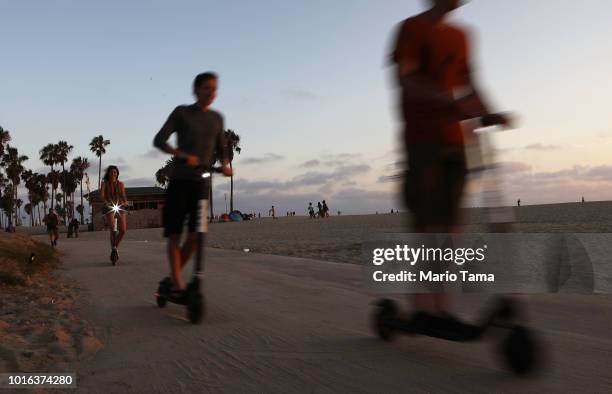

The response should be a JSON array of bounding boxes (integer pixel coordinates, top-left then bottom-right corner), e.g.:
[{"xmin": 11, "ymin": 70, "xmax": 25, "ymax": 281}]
[
  {"xmin": 43, "ymin": 208, "xmax": 60, "ymax": 247},
  {"xmin": 308, "ymin": 202, "xmax": 316, "ymax": 218},
  {"xmin": 322, "ymin": 200, "xmax": 329, "ymax": 218},
  {"xmin": 517, "ymin": 199, "xmax": 521, "ymax": 207}
]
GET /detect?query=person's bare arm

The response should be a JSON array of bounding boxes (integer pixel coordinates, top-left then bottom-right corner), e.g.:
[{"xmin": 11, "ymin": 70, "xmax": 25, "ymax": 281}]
[
  {"xmin": 119, "ymin": 182, "xmax": 128, "ymax": 206},
  {"xmin": 100, "ymin": 181, "xmax": 107, "ymax": 203},
  {"xmin": 457, "ymin": 78, "xmax": 512, "ymax": 127}
]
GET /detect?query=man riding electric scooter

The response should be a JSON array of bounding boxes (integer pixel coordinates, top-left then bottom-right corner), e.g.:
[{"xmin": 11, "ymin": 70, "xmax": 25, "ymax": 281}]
[{"xmin": 153, "ymin": 72, "xmax": 232, "ymax": 322}]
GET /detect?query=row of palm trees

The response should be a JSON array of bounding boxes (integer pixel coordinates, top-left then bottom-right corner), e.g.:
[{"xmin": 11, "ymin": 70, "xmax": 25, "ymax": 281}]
[
  {"xmin": 0, "ymin": 125, "xmax": 112, "ymax": 228},
  {"xmin": 0, "ymin": 123, "xmax": 240, "ymax": 228}
]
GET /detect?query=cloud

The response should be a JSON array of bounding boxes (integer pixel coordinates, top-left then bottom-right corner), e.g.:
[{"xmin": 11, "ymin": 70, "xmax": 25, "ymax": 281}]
[
  {"xmin": 300, "ymin": 159, "xmax": 320, "ymax": 168},
  {"xmin": 497, "ymin": 161, "xmax": 532, "ymax": 174},
  {"xmin": 525, "ymin": 144, "xmax": 561, "ymax": 151},
  {"xmin": 320, "ymin": 153, "xmax": 362, "ymax": 167},
  {"xmin": 216, "ymin": 164, "xmax": 372, "ymax": 194},
  {"xmin": 283, "ymin": 88, "xmax": 319, "ymax": 101},
  {"xmin": 239, "ymin": 153, "xmax": 285, "ymax": 165},
  {"xmin": 141, "ymin": 149, "xmax": 163, "ymax": 159}
]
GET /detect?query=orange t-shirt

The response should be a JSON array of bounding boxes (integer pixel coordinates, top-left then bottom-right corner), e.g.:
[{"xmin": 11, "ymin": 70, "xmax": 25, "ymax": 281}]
[{"xmin": 392, "ymin": 15, "xmax": 471, "ymax": 145}]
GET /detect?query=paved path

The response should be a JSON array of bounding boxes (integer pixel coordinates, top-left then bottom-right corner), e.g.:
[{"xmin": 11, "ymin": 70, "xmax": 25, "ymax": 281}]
[{"xmin": 50, "ymin": 235, "xmax": 611, "ymax": 393}]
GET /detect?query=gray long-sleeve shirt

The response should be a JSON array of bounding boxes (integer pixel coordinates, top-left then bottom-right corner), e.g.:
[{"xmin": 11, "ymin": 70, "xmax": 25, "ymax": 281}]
[{"xmin": 153, "ymin": 104, "xmax": 228, "ymax": 181}]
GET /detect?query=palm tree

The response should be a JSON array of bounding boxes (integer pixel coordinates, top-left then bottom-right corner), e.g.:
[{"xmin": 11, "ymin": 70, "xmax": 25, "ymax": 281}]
[
  {"xmin": 1, "ymin": 146, "xmax": 28, "ymax": 225},
  {"xmin": 35, "ymin": 173, "xmax": 49, "ymax": 224},
  {"xmin": 56, "ymin": 141, "xmax": 73, "ymax": 222},
  {"xmin": 40, "ymin": 143, "xmax": 58, "ymax": 208},
  {"xmin": 70, "ymin": 157, "xmax": 90, "ymax": 224},
  {"xmin": 0, "ymin": 173, "xmax": 5, "ymax": 228},
  {"xmin": 0, "ymin": 184, "xmax": 15, "ymax": 228},
  {"xmin": 155, "ymin": 157, "xmax": 177, "ymax": 189},
  {"xmin": 47, "ymin": 170, "xmax": 60, "ymax": 209},
  {"xmin": 24, "ymin": 202, "xmax": 33, "ymax": 226},
  {"xmin": 22, "ymin": 169, "xmax": 36, "ymax": 225},
  {"xmin": 0, "ymin": 126, "xmax": 11, "ymax": 156},
  {"xmin": 89, "ymin": 135, "xmax": 110, "ymax": 190},
  {"xmin": 15, "ymin": 199, "xmax": 22, "ymax": 225},
  {"xmin": 223, "ymin": 129, "xmax": 241, "ymax": 212},
  {"xmin": 60, "ymin": 170, "xmax": 78, "ymax": 219}
]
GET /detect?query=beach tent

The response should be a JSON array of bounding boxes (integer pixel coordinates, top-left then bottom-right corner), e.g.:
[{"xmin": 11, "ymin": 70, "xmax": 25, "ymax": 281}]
[{"xmin": 229, "ymin": 210, "xmax": 243, "ymax": 222}]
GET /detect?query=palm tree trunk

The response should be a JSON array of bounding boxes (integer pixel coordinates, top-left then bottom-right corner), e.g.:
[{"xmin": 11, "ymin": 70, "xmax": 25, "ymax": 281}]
[
  {"xmin": 37, "ymin": 204, "xmax": 42, "ymax": 226},
  {"xmin": 79, "ymin": 179, "xmax": 84, "ymax": 224},
  {"xmin": 61, "ymin": 163, "xmax": 67, "ymax": 223},
  {"xmin": 98, "ymin": 156, "xmax": 102, "ymax": 190},
  {"xmin": 230, "ymin": 161, "xmax": 234, "ymax": 212}
]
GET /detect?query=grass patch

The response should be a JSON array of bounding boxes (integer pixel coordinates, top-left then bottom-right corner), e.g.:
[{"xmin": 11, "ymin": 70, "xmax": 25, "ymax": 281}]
[{"xmin": 0, "ymin": 233, "xmax": 59, "ymax": 286}]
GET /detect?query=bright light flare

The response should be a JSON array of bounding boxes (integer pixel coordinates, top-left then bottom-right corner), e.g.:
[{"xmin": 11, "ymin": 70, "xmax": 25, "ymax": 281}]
[
  {"xmin": 201, "ymin": 172, "xmax": 211, "ymax": 178},
  {"xmin": 109, "ymin": 203, "xmax": 123, "ymax": 214}
]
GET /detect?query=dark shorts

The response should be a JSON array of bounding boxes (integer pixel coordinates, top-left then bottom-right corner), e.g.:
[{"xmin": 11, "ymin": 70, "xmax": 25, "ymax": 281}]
[
  {"xmin": 404, "ymin": 144, "xmax": 467, "ymax": 227},
  {"xmin": 47, "ymin": 226, "xmax": 58, "ymax": 234},
  {"xmin": 163, "ymin": 179, "xmax": 210, "ymax": 237}
]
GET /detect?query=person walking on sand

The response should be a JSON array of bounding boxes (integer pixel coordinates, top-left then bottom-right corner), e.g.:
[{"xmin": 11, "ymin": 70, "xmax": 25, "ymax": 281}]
[
  {"xmin": 317, "ymin": 201, "xmax": 323, "ymax": 218},
  {"xmin": 390, "ymin": 0, "xmax": 511, "ymax": 317},
  {"xmin": 322, "ymin": 200, "xmax": 330, "ymax": 218},
  {"xmin": 308, "ymin": 202, "xmax": 316, "ymax": 218},
  {"xmin": 43, "ymin": 208, "xmax": 60, "ymax": 247},
  {"xmin": 269, "ymin": 205, "xmax": 276, "ymax": 219}
]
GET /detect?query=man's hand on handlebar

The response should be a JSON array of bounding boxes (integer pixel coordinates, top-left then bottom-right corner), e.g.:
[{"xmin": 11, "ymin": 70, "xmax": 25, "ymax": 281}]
[
  {"xmin": 221, "ymin": 161, "xmax": 233, "ymax": 177},
  {"xmin": 183, "ymin": 154, "xmax": 201, "ymax": 167}
]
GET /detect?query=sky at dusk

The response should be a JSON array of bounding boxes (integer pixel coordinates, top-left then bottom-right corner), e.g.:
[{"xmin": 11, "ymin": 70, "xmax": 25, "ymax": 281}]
[{"xmin": 2, "ymin": 0, "xmax": 612, "ymax": 215}]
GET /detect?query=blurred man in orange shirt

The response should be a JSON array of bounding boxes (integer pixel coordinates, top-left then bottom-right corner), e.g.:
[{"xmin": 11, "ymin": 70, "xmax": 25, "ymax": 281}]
[{"xmin": 391, "ymin": 0, "xmax": 510, "ymax": 313}]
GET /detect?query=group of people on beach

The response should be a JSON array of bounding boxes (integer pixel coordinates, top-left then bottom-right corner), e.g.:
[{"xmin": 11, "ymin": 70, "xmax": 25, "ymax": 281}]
[{"xmin": 308, "ymin": 201, "xmax": 329, "ymax": 219}]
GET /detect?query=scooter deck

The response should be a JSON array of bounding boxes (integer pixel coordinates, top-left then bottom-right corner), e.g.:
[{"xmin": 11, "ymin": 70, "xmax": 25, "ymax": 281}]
[{"xmin": 385, "ymin": 312, "xmax": 484, "ymax": 342}]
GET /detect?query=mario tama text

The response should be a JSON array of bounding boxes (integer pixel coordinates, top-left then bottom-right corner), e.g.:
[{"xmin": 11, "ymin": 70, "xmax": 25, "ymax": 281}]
[{"xmin": 373, "ymin": 270, "xmax": 494, "ymax": 283}]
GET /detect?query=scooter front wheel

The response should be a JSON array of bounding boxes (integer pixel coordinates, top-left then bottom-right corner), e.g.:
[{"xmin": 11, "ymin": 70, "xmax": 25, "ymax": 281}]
[
  {"xmin": 187, "ymin": 292, "xmax": 205, "ymax": 324},
  {"xmin": 500, "ymin": 325, "xmax": 539, "ymax": 376},
  {"xmin": 156, "ymin": 291, "xmax": 167, "ymax": 308},
  {"xmin": 373, "ymin": 299, "xmax": 399, "ymax": 341}
]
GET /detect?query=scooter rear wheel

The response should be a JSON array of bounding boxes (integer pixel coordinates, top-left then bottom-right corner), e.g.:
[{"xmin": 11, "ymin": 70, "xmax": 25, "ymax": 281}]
[
  {"xmin": 500, "ymin": 325, "xmax": 538, "ymax": 376},
  {"xmin": 373, "ymin": 299, "xmax": 399, "ymax": 341}
]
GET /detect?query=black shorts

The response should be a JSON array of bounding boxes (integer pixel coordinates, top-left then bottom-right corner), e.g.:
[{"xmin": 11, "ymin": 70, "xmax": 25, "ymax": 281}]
[
  {"xmin": 163, "ymin": 179, "xmax": 210, "ymax": 237},
  {"xmin": 404, "ymin": 144, "xmax": 467, "ymax": 227}
]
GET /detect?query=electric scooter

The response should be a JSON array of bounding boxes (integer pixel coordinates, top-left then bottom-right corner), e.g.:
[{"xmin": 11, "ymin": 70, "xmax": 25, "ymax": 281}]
[
  {"xmin": 373, "ymin": 120, "xmax": 541, "ymax": 376},
  {"xmin": 373, "ymin": 297, "xmax": 538, "ymax": 375},
  {"xmin": 155, "ymin": 166, "xmax": 221, "ymax": 324}
]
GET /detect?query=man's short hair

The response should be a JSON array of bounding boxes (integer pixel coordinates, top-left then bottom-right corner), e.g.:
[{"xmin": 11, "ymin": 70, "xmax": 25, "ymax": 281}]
[{"xmin": 193, "ymin": 72, "xmax": 218, "ymax": 90}]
